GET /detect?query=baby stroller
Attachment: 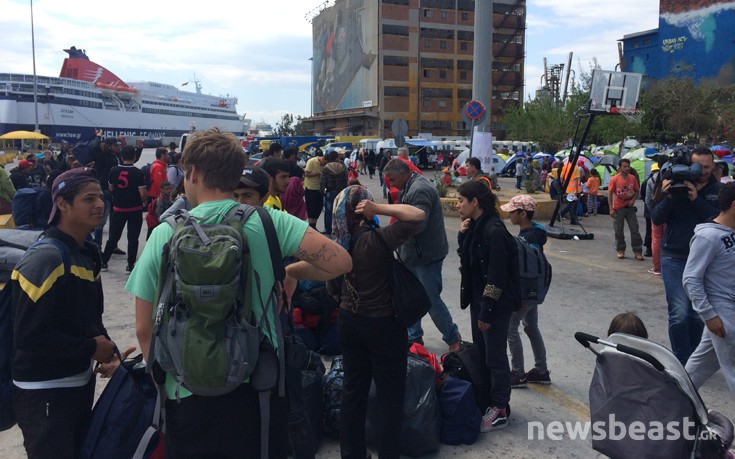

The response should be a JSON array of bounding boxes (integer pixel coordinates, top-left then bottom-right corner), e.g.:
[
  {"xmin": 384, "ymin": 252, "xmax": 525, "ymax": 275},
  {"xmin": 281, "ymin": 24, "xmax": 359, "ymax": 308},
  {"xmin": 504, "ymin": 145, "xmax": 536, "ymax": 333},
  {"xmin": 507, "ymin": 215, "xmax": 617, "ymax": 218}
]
[{"xmin": 575, "ymin": 332, "xmax": 734, "ymax": 459}]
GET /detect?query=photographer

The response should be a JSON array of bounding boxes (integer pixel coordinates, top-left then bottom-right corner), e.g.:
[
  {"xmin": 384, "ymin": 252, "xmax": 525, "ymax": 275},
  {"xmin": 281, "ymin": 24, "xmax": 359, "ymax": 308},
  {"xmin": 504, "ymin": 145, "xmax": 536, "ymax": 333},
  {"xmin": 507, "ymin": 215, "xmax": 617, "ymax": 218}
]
[{"xmin": 651, "ymin": 147, "xmax": 721, "ymax": 366}]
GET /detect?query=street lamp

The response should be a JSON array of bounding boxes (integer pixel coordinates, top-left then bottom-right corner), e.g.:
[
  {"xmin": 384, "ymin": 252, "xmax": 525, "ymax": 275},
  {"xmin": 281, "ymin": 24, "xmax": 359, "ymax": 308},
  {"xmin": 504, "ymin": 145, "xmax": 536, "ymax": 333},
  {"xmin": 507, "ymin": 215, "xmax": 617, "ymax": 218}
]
[{"xmin": 309, "ymin": 57, "xmax": 313, "ymax": 117}]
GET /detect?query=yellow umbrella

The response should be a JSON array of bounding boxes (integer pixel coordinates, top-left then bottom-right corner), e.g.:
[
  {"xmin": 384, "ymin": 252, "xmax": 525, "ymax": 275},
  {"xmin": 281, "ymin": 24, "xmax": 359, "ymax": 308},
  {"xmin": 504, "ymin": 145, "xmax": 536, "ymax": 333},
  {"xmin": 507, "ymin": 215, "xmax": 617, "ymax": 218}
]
[{"xmin": 0, "ymin": 130, "xmax": 50, "ymax": 140}]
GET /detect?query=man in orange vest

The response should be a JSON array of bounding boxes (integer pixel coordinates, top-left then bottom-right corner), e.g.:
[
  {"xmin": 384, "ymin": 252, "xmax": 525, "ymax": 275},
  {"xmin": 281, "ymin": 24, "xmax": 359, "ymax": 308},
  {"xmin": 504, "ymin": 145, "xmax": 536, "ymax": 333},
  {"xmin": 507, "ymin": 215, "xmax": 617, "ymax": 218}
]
[{"xmin": 559, "ymin": 159, "xmax": 581, "ymax": 224}]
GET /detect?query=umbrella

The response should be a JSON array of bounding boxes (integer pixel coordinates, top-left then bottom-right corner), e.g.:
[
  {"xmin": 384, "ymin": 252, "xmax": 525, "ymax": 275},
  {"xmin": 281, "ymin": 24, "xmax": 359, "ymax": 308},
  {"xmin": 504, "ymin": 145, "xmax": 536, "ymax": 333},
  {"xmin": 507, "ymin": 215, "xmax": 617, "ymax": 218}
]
[
  {"xmin": 0, "ymin": 130, "xmax": 50, "ymax": 140},
  {"xmin": 719, "ymin": 155, "xmax": 734, "ymax": 165},
  {"xmin": 533, "ymin": 152, "xmax": 554, "ymax": 161}
]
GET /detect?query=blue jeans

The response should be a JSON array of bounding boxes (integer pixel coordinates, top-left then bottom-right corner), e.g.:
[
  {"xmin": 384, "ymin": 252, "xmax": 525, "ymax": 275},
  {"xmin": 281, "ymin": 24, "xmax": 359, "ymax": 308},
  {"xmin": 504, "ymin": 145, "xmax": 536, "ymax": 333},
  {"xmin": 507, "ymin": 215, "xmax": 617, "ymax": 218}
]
[
  {"xmin": 407, "ymin": 260, "xmax": 460, "ymax": 346},
  {"xmin": 661, "ymin": 256, "xmax": 704, "ymax": 365},
  {"xmin": 93, "ymin": 190, "xmax": 111, "ymax": 246},
  {"xmin": 324, "ymin": 191, "xmax": 338, "ymax": 235}
]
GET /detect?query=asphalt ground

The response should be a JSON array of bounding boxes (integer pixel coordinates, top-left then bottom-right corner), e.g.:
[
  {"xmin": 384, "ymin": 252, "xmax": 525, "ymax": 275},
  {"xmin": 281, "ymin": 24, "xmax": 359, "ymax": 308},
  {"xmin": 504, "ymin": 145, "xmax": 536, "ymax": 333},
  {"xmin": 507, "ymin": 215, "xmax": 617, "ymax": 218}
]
[{"xmin": 1, "ymin": 151, "xmax": 732, "ymax": 458}]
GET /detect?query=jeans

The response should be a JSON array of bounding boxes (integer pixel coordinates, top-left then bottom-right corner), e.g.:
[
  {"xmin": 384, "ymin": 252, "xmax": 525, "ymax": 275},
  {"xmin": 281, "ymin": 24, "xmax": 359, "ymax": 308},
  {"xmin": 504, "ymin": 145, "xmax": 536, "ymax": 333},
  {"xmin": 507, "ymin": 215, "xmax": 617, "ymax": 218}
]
[
  {"xmin": 651, "ymin": 223, "xmax": 664, "ymax": 272},
  {"xmin": 338, "ymin": 309, "xmax": 407, "ymax": 459},
  {"xmin": 516, "ymin": 176, "xmax": 523, "ymax": 190},
  {"xmin": 612, "ymin": 206, "xmax": 643, "ymax": 253},
  {"xmin": 470, "ymin": 304, "xmax": 512, "ymax": 409},
  {"xmin": 164, "ymin": 383, "xmax": 288, "ymax": 459},
  {"xmin": 102, "ymin": 210, "xmax": 142, "ymax": 267},
  {"xmin": 507, "ymin": 304, "xmax": 547, "ymax": 373},
  {"xmin": 13, "ymin": 377, "xmax": 95, "ymax": 459},
  {"xmin": 92, "ymin": 190, "xmax": 111, "ymax": 246},
  {"xmin": 323, "ymin": 191, "xmax": 338, "ymax": 235},
  {"xmin": 661, "ymin": 256, "xmax": 704, "ymax": 366},
  {"xmin": 407, "ymin": 260, "xmax": 460, "ymax": 346}
]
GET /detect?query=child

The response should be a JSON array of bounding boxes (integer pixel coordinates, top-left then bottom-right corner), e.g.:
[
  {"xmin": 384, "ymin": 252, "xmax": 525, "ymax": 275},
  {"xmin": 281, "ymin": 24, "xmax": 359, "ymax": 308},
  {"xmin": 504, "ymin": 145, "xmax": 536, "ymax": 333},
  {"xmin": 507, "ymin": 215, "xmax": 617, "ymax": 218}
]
[
  {"xmin": 586, "ymin": 169, "xmax": 601, "ymax": 216},
  {"xmin": 500, "ymin": 195, "xmax": 552, "ymax": 387},
  {"xmin": 607, "ymin": 312, "xmax": 648, "ymax": 338}
]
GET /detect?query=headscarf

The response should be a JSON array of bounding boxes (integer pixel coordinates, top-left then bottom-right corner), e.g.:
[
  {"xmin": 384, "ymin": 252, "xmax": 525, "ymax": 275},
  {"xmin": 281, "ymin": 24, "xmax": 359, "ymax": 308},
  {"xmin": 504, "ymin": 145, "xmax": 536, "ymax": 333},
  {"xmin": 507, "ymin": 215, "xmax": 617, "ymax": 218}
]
[{"xmin": 332, "ymin": 185, "xmax": 373, "ymax": 251}]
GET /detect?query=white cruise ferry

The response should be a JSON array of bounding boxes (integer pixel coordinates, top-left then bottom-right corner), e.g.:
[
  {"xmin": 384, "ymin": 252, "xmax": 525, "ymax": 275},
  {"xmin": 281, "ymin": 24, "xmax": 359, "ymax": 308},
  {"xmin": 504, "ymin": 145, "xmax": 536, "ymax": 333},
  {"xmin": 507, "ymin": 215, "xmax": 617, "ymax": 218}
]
[{"xmin": 0, "ymin": 47, "xmax": 248, "ymax": 143}]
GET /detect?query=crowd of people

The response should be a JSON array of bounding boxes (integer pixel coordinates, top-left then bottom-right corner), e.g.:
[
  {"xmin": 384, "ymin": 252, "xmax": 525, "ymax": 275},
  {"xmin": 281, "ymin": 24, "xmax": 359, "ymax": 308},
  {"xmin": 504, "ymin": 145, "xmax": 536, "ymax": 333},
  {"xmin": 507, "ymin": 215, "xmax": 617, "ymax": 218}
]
[{"xmin": 6, "ymin": 129, "xmax": 735, "ymax": 459}]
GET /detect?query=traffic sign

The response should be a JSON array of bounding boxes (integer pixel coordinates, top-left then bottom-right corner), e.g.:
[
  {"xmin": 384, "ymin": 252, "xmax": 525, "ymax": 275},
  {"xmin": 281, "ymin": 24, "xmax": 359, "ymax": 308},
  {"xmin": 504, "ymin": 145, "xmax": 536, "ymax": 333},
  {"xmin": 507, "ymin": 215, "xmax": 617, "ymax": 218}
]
[
  {"xmin": 391, "ymin": 119, "xmax": 408, "ymax": 137},
  {"xmin": 463, "ymin": 99, "xmax": 485, "ymax": 121}
]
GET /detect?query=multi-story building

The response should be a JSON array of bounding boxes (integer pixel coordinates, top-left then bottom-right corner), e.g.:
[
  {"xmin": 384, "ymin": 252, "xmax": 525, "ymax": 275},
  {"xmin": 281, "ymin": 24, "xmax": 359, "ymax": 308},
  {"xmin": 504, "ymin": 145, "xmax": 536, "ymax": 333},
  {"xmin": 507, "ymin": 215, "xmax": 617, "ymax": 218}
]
[
  {"xmin": 305, "ymin": 0, "xmax": 526, "ymax": 139},
  {"xmin": 620, "ymin": 0, "xmax": 735, "ymax": 85}
]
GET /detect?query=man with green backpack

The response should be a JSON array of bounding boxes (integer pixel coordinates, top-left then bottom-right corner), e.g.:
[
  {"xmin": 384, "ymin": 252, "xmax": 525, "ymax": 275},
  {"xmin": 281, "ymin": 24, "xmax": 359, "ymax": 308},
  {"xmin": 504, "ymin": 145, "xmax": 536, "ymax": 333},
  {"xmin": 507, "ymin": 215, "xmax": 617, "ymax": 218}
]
[{"xmin": 126, "ymin": 128, "xmax": 352, "ymax": 459}]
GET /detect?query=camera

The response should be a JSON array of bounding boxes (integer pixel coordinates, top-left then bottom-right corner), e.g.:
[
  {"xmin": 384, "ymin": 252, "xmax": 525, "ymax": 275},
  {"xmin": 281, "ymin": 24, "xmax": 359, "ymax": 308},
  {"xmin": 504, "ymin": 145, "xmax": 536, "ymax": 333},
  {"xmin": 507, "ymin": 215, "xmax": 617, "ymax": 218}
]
[{"xmin": 660, "ymin": 146, "xmax": 702, "ymax": 198}]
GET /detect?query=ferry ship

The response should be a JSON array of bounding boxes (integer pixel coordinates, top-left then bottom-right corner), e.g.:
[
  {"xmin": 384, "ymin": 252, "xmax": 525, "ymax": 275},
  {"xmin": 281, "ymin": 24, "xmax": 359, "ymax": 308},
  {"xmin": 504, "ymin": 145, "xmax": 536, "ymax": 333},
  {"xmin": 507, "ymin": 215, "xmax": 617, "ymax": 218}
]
[{"xmin": 0, "ymin": 47, "xmax": 248, "ymax": 143}]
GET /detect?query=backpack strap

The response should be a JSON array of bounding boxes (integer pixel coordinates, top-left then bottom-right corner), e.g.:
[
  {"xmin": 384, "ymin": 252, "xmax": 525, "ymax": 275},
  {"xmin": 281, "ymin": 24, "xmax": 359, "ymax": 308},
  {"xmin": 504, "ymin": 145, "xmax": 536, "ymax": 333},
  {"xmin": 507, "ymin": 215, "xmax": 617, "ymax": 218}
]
[{"xmin": 30, "ymin": 237, "xmax": 72, "ymax": 277}]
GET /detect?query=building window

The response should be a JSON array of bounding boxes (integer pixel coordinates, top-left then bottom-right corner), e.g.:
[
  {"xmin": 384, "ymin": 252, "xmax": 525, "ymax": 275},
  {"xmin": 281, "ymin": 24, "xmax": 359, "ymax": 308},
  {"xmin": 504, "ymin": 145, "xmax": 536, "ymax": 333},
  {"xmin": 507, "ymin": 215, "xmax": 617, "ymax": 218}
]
[
  {"xmin": 423, "ymin": 98, "xmax": 430, "ymax": 108},
  {"xmin": 439, "ymin": 69, "xmax": 447, "ymax": 79},
  {"xmin": 460, "ymin": 42, "xmax": 468, "ymax": 50},
  {"xmin": 460, "ymin": 70, "xmax": 467, "ymax": 80},
  {"xmin": 423, "ymin": 9, "xmax": 432, "ymax": 18},
  {"xmin": 440, "ymin": 11, "xmax": 448, "ymax": 20},
  {"xmin": 439, "ymin": 40, "xmax": 447, "ymax": 49},
  {"xmin": 424, "ymin": 39, "xmax": 431, "ymax": 48},
  {"xmin": 423, "ymin": 69, "xmax": 431, "ymax": 78},
  {"xmin": 461, "ymin": 12, "xmax": 469, "ymax": 21},
  {"xmin": 643, "ymin": 38, "xmax": 651, "ymax": 46},
  {"xmin": 438, "ymin": 100, "xmax": 447, "ymax": 108}
]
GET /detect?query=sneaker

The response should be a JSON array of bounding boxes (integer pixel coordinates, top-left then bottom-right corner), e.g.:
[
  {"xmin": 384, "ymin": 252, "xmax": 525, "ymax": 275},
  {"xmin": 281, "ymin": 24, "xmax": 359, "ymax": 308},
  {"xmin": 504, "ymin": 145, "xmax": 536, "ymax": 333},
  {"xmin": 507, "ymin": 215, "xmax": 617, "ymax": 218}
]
[
  {"xmin": 644, "ymin": 249, "xmax": 652, "ymax": 257},
  {"xmin": 634, "ymin": 252, "xmax": 644, "ymax": 261},
  {"xmin": 526, "ymin": 368, "xmax": 551, "ymax": 385},
  {"xmin": 616, "ymin": 251, "xmax": 625, "ymax": 259},
  {"xmin": 480, "ymin": 406, "xmax": 508, "ymax": 432},
  {"xmin": 100, "ymin": 262, "xmax": 108, "ymax": 271},
  {"xmin": 112, "ymin": 247, "xmax": 126, "ymax": 255},
  {"xmin": 126, "ymin": 264, "xmax": 134, "ymax": 273},
  {"xmin": 647, "ymin": 267, "xmax": 661, "ymax": 276},
  {"xmin": 510, "ymin": 371, "xmax": 527, "ymax": 388}
]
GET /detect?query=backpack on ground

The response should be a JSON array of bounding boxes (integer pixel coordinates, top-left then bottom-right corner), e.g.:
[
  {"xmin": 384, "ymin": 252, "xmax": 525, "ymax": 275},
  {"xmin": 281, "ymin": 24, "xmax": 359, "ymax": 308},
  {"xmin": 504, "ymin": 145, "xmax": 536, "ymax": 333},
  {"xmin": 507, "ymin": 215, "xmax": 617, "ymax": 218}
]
[
  {"xmin": 438, "ymin": 375, "xmax": 481, "ymax": 446},
  {"xmin": 441, "ymin": 341, "xmax": 492, "ymax": 411},
  {"xmin": 140, "ymin": 163, "xmax": 152, "ymax": 190},
  {"xmin": 1, "ymin": 237, "xmax": 71, "ymax": 432},
  {"xmin": 323, "ymin": 357, "xmax": 344, "ymax": 439},
  {"xmin": 515, "ymin": 236, "xmax": 552, "ymax": 306},
  {"xmin": 79, "ymin": 354, "xmax": 164, "ymax": 459},
  {"xmin": 12, "ymin": 187, "xmax": 52, "ymax": 229},
  {"xmin": 148, "ymin": 205, "xmax": 285, "ymax": 459}
]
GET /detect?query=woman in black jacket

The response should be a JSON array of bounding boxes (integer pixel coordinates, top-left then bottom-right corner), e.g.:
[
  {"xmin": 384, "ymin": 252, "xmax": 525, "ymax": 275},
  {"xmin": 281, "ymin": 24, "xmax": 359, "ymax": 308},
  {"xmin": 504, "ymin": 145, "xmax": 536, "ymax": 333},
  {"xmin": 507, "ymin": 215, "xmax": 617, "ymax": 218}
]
[{"xmin": 457, "ymin": 180, "xmax": 521, "ymax": 433}]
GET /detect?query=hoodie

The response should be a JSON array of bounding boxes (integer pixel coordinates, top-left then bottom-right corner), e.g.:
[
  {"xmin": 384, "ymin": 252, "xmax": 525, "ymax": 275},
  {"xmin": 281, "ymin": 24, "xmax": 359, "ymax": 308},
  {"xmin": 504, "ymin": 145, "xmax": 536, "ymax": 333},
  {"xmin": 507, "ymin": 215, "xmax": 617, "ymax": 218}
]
[
  {"xmin": 683, "ymin": 221, "xmax": 735, "ymax": 321},
  {"xmin": 320, "ymin": 162, "xmax": 348, "ymax": 193},
  {"xmin": 518, "ymin": 222, "xmax": 548, "ymax": 252}
]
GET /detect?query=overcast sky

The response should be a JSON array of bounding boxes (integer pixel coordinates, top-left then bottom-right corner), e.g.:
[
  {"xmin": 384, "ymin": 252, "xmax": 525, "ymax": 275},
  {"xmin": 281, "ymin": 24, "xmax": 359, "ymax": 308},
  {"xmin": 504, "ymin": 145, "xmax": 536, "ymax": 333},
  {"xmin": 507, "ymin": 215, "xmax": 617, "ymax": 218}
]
[{"xmin": 0, "ymin": 0, "xmax": 660, "ymax": 127}]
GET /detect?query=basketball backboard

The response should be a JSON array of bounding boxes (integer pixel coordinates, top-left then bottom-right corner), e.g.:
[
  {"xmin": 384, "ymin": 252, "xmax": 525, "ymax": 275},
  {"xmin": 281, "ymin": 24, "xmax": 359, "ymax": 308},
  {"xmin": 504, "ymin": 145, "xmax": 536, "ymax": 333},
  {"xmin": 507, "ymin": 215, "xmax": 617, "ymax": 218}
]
[{"xmin": 589, "ymin": 70, "xmax": 642, "ymax": 113}]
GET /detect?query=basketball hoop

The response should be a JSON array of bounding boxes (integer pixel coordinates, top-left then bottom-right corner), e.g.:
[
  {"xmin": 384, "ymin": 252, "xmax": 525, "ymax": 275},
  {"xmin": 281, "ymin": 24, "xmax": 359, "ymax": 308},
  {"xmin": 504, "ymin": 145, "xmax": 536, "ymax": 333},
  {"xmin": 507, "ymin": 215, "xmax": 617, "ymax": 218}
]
[{"xmin": 613, "ymin": 107, "xmax": 645, "ymax": 124}]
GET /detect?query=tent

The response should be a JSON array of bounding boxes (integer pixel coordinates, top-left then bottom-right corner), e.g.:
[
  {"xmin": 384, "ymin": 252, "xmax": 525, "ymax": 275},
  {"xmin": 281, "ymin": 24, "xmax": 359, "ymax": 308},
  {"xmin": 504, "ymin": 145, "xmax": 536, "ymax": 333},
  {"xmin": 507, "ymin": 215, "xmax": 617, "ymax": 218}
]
[
  {"xmin": 562, "ymin": 155, "xmax": 594, "ymax": 170},
  {"xmin": 630, "ymin": 158, "xmax": 654, "ymax": 180},
  {"xmin": 593, "ymin": 164, "xmax": 618, "ymax": 190},
  {"xmin": 0, "ymin": 130, "xmax": 50, "ymax": 140},
  {"xmin": 533, "ymin": 152, "xmax": 554, "ymax": 161},
  {"xmin": 594, "ymin": 154, "xmax": 619, "ymax": 167},
  {"xmin": 622, "ymin": 148, "xmax": 650, "ymax": 161},
  {"xmin": 719, "ymin": 155, "xmax": 734, "ymax": 165}
]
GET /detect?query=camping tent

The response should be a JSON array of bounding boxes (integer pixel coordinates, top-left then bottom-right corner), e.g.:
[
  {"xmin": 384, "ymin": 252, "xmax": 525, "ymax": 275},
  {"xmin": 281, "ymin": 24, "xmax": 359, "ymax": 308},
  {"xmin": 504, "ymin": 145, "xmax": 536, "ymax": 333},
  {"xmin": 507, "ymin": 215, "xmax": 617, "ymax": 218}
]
[
  {"xmin": 594, "ymin": 154, "xmax": 619, "ymax": 167},
  {"xmin": 630, "ymin": 158, "xmax": 653, "ymax": 181},
  {"xmin": 593, "ymin": 164, "xmax": 617, "ymax": 190},
  {"xmin": 622, "ymin": 148, "xmax": 652, "ymax": 161}
]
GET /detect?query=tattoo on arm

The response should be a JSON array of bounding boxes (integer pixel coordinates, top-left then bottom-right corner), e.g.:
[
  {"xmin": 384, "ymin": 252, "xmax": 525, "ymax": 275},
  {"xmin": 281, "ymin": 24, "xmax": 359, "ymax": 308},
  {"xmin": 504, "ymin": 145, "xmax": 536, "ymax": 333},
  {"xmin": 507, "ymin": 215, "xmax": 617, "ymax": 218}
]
[{"xmin": 297, "ymin": 228, "xmax": 340, "ymax": 263}]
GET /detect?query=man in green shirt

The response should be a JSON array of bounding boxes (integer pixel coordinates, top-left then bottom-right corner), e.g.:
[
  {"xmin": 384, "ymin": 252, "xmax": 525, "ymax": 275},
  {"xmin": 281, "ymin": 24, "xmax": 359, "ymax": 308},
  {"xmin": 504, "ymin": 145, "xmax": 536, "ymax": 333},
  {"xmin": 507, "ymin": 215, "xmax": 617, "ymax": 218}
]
[{"xmin": 126, "ymin": 129, "xmax": 352, "ymax": 459}]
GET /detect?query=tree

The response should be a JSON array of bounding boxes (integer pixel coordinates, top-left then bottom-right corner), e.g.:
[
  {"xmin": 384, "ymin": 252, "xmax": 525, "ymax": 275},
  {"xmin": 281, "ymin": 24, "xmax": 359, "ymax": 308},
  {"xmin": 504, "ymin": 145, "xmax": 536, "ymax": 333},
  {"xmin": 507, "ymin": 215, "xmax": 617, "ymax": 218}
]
[
  {"xmin": 293, "ymin": 116, "xmax": 311, "ymax": 136},
  {"xmin": 274, "ymin": 113, "xmax": 296, "ymax": 137}
]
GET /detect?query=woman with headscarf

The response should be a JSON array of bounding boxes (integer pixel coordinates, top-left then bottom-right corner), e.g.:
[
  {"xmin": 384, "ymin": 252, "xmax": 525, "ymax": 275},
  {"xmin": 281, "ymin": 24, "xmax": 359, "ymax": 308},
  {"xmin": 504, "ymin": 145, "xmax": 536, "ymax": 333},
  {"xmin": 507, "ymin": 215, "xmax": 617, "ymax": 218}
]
[
  {"xmin": 328, "ymin": 185, "xmax": 425, "ymax": 459},
  {"xmin": 457, "ymin": 180, "xmax": 521, "ymax": 433}
]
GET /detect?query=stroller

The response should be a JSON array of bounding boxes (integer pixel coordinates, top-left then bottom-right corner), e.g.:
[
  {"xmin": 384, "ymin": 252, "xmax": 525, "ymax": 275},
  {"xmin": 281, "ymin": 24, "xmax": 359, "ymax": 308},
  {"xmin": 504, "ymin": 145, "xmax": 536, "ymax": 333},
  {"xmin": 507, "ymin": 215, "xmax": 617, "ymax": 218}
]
[{"xmin": 576, "ymin": 332, "xmax": 734, "ymax": 459}]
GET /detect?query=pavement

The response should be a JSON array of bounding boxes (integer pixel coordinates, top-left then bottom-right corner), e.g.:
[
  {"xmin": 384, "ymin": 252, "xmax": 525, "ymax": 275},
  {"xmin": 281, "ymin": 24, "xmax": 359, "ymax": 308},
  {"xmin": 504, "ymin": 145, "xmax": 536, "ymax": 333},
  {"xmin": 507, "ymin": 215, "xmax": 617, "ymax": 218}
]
[{"xmin": 1, "ymin": 153, "xmax": 733, "ymax": 458}]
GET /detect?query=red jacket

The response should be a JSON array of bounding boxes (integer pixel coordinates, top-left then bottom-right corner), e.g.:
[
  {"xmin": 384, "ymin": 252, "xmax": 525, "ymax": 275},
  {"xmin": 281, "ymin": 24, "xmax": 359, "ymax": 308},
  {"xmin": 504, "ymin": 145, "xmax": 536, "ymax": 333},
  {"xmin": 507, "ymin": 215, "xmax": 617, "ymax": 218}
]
[{"xmin": 148, "ymin": 159, "xmax": 168, "ymax": 198}]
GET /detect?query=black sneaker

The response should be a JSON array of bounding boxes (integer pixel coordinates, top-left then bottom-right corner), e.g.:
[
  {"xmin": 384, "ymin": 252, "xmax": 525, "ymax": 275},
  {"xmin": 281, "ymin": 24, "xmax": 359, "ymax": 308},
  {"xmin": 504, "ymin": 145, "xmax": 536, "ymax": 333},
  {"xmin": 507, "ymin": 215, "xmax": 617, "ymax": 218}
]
[
  {"xmin": 112, "ymin": 247, "xmax": 126, "ymax": 255},
  {"xmin": 101, "ymin": 262, "xmax": 108, "ymax": 272},
  {"xmin": 125, "ymin": 264, "xmax": 134, "ymax": 273}
]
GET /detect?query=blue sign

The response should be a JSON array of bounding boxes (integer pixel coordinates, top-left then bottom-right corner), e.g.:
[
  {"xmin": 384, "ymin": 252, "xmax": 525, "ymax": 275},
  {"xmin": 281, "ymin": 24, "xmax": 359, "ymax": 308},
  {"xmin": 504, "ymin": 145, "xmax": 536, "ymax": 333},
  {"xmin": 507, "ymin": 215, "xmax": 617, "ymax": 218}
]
[{"xmin": 464, "ymin": 100, "xmax": 485, "ymax": 121}]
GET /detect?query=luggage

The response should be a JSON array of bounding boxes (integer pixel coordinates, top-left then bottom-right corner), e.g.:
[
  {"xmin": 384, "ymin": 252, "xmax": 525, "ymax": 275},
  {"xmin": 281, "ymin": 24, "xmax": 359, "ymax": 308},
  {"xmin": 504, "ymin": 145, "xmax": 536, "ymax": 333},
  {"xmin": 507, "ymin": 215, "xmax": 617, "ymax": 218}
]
[
  {"xmin": 437, "ymin": 376, "xmax": 481, "ymax": 445},
  {"xmin": 365, "ymin": 354, "xmax": 441, "ymax": 457},
  {"xmin": 292, "ymin": 285, "xmax": 340, "ymax": 355},
  {"xmin": 323, "ymin": 357, "xmax": 344, "ymax": 438},
  {"xmin": 0, "ymin": 229, "xmax": 44, "ymax": 283},
  {"xmin": 292, "ymin": 369, "xmax": 325, "ymax": 454},
  {"xmin": 12, "ymin": 187, "xmax": 52, "ymax": 229},
  {"xmin": 441, "ymin": 341, "xmax": 492, "ymax": 411},
  {"xmin": 79, "ymin": 354, "xmax": 163, "ymax": 459},
  {"xmin": 409, "ymin": 342, "xmax": 442, "ymax": 383}
]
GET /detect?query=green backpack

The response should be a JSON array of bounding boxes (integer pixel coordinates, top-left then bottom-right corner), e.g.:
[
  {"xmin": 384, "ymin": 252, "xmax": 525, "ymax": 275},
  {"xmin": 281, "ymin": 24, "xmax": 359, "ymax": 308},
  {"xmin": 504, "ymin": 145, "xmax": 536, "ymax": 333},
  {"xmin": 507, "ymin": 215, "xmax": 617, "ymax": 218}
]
[{"xmin": 150, "ymin": 204, "xmax": 284, "ymax": 398}]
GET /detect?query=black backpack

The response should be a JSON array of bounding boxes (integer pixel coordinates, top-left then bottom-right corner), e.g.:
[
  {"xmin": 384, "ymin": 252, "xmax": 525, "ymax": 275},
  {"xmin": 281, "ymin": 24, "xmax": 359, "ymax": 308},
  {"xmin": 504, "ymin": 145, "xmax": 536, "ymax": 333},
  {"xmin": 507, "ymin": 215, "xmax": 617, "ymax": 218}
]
[
  {"xmin": 516, "ymin": 237, "xmax": 552, "ymax": 306},
  {"xmin": 441, "ymin": 342, "xmax": 491, "ymax": 411},
  {"xmin": 139, "ymin": 163, "xmax": 152, "ymax": 190}
]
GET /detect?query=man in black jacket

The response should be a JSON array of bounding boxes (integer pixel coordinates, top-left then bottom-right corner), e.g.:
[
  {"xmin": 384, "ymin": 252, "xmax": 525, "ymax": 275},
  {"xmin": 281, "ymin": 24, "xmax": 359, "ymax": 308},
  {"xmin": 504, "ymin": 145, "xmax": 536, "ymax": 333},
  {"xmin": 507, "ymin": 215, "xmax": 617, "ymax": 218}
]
[
  {"xmin": 91, "ymin": 134, "xmax": 121, "ymax": 247},
  {"xmin": 11, "ymin": 168, "xmax": 117, "ymax": 459},
  {"xmin": 651, "ymin": 147, "xmax": 721, "ymax": 365}
]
